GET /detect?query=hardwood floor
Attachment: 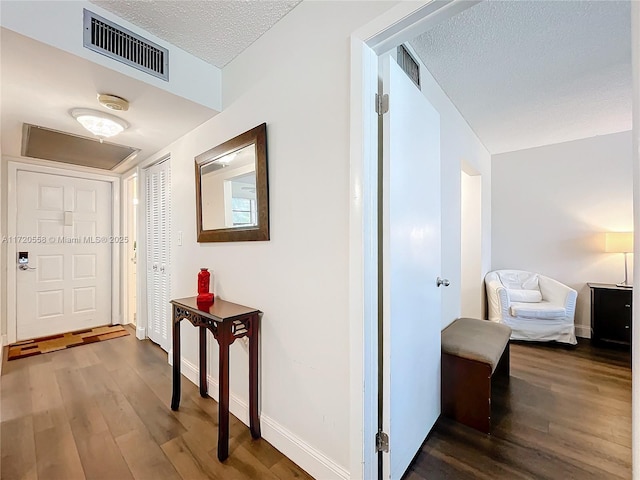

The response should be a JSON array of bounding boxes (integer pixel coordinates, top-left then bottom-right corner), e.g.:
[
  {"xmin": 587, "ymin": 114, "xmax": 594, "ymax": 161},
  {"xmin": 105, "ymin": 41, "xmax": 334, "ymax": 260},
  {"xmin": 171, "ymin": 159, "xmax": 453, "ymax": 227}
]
[
  {"xmin": 2, "ymin": 331, "xmax": 631, "ymax": 480},
  {"xmin": 0, "ymin": 326, "xmax": 313, "ymax": 480},
  {"xmin": 405, "ymin": 340, "xmax": 632, "ymax": 480}
]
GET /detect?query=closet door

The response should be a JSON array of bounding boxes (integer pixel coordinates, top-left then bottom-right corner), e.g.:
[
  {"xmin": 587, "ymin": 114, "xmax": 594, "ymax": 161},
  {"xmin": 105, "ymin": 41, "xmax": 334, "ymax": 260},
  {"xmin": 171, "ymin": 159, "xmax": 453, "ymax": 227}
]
[{"xmin": 145, "ymin": 159, "xmax": 171, "ymax": 351}]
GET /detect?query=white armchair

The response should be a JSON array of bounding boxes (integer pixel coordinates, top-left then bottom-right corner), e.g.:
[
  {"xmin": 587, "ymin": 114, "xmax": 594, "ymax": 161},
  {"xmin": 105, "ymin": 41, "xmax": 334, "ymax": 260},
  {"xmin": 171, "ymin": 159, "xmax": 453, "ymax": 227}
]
[{"xmin": 485, "ymin": 270, "xmax": 577, "ymax": 345}]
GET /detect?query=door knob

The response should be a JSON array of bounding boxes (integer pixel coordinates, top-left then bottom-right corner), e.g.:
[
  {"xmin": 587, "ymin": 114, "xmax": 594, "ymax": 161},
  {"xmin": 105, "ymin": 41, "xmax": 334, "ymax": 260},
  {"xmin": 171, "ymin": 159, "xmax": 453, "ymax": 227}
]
[{"xmin": 436, "ymin": 277, "xmax": 450, "ymax": 287}]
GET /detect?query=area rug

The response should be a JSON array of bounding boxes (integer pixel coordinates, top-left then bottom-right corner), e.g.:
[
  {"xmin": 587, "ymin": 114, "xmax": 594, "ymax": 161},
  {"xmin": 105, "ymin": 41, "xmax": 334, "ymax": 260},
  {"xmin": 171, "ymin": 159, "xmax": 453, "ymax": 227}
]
[{"xmin": 7, "ymin": 325, "xmax": 129, "ymax": 361}]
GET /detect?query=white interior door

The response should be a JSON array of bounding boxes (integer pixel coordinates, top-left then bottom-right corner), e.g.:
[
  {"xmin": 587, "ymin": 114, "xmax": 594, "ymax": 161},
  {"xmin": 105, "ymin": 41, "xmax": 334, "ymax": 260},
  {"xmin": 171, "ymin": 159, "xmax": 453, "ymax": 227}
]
[
  {"xmin": 16, "ymin": 171, "xmax": 112, "ymax": 340},
  {"xmin": 145, "ymin": 159, "xmax": 171, "ymax": 351},
  {"xmin": 382, "ymin": 54, "xmax": 442, "ymax": 480}
]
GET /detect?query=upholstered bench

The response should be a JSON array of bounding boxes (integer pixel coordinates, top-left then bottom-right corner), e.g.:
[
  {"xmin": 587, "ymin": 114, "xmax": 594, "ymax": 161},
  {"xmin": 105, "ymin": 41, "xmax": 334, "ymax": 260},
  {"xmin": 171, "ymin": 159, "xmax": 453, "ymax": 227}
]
[{"xmin": 441, "ymin": 317, "xmax": 512, "ymax": 433}]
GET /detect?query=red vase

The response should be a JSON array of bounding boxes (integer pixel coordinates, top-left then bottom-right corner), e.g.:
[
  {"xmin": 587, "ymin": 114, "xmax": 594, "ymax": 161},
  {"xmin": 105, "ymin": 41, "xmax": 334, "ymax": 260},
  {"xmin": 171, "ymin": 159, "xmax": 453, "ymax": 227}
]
[{"xmin": 198, "ymin": 268, "xmax": 210, "ymax": 295}]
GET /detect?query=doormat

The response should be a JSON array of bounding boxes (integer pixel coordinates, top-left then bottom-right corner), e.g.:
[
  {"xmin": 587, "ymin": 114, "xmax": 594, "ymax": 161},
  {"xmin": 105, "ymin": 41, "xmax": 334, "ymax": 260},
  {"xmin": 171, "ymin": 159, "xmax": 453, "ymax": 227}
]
[{"xmin": 7, "ymin": 325, "xmax": 129, "ymax": 361}]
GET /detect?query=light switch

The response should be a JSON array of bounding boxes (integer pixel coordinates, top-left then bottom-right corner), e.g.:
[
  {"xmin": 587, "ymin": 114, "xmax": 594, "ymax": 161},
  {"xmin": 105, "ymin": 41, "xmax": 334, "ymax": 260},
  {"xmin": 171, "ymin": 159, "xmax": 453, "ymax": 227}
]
[
  {"xmin": 177, "ymin": 231, "xmax": 183, "ymax": 246},
  {"xmin": 64, "ymin": 211, "xmax": 73, "ymax": 226}
]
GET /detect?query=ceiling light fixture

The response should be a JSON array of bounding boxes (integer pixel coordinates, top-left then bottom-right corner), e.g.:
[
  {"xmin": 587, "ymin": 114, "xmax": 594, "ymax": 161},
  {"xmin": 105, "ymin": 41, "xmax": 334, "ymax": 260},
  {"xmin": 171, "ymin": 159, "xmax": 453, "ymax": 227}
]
[
  {"xmin": 70, "ymin": 108, "xmax": 129, "ymax": 138},
  {"xmin": 214, "ymin": 151, "xmax": 238, "ymax": 166}
]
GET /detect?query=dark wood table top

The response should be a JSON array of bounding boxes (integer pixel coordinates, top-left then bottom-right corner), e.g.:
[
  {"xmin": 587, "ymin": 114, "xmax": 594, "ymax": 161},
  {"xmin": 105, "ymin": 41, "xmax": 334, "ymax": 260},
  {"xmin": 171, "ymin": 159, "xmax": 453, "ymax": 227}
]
[
  {"xmin": 171, "ymin": 296, "xmax": 261, "ymax": 322},
  {"xmin": 587, "ymin": 283, "xmax": 633, "ymax": 291}
]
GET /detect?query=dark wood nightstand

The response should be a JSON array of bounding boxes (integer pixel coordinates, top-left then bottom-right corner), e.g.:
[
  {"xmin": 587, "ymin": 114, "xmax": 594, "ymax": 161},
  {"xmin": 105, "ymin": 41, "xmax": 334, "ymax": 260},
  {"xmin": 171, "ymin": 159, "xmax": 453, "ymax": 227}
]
[{"xmin": 587, "ymin": 283, "xmax": 632, "ymax": 348}]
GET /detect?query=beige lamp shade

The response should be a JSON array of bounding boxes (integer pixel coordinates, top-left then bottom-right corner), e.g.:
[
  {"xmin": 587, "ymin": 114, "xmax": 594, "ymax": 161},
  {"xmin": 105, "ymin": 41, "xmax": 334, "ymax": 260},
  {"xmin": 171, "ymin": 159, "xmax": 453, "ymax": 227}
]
[{"xmin": 604, "ymin": 232, "xmax": 633, "ymax": 253}]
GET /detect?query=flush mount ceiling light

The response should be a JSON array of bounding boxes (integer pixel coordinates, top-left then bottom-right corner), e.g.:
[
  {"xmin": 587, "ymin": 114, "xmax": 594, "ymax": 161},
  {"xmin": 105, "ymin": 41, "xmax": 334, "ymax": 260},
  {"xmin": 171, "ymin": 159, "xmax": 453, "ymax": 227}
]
[
  {"xmin": 213, "ymin": 151, "xmax": 238, "ymax": 166},
  {"xmin": 70, "ymin": 108, "xmax": 129, "ymax": 138}
]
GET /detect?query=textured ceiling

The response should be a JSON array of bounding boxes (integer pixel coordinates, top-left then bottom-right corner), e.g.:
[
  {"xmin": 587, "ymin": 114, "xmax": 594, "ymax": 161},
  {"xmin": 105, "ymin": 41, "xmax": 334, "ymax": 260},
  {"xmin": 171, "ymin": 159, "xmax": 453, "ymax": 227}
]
[
  {"xmin": 91, "ymin": 0, "xmax": 301, "ymax": 68},
  {"xmin": 410, "ymin": 1, "xmax": 631, "ymax": 154}
]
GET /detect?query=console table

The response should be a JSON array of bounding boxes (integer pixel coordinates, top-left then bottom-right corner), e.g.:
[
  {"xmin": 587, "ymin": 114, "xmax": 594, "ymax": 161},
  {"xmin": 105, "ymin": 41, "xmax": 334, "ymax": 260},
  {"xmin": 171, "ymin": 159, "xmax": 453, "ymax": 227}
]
[
  {"xmin": 170, "ymin": 296, "xmax": 261, "ymax": 461},
  {"xmin": 588, "ymin": 283, "xmax": 632, "ymax": 348}
]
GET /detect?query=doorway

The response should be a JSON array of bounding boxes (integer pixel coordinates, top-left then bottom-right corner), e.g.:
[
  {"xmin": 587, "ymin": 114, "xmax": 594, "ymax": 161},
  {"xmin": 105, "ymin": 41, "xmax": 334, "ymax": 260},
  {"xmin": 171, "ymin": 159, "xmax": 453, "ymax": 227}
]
[
  {"xmin": 124, "ymin": 174, "xmax": 138, "ymax": 327},
  {"xmin": 460, "ymin": 168, "xmax": 482, "ymax": 318},
  {"xmin": 6, "ymin": 161, "xmax": 121, "ymax": 344},
  {"xmin": 350, "ymin": 2, "xmax": 637, "ymax": 479}
]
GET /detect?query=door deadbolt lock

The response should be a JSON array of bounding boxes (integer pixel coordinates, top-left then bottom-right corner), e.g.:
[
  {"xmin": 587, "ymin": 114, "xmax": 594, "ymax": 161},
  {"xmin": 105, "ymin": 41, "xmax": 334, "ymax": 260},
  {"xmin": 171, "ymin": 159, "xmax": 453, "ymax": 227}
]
[{"xmin": 17, "ymin": 252, "xmax": 36, "ymax": 270}]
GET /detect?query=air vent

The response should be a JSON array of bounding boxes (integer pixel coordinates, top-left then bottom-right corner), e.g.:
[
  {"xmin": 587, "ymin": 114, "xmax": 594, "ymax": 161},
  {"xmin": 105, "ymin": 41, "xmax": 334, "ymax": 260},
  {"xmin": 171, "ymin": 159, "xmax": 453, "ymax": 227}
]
[
  {"xmin": 83, "ymin": 9, "xmax": 169, "ymax": 81},
  {"xmin": 397, "ymin": 45, "xmax": 420, "ymax": 88}
]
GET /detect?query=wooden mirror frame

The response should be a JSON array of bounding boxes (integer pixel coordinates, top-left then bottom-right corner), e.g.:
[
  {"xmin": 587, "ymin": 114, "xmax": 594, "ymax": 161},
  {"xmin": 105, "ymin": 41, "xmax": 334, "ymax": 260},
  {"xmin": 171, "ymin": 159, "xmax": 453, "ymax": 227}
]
[{"xmin": 195, "ymin": 123, "xmax": 269, "ymax": 242}]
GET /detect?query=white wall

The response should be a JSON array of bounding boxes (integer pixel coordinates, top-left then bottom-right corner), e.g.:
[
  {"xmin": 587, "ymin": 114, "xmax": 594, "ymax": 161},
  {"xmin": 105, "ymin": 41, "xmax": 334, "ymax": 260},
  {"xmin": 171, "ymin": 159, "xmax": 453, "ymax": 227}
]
[
  {"xmin": 492, "ymin": 131, "xmax": 633, "ymax": 338},
  {"xmin": 405, "ymin": 45, "xmax": 492, "ymax": 328},
  {"xmin": 125, "ymin": 2, "xmax": 396, "ymax": 478}
]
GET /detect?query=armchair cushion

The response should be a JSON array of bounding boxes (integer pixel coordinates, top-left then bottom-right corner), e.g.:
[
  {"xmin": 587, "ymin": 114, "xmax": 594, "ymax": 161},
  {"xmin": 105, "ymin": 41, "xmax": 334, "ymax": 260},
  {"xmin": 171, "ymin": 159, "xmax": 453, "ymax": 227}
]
[
  {"xmin": 510, "ymin": 302, "xmax": 566, "ymax": 319},
  {"xmin": 507, "ymin": 289, "xmax": 542, "ymax": 303},
  {"xmin": 498, "ymin": 271, "xmax": 539, "ymax": 290}
]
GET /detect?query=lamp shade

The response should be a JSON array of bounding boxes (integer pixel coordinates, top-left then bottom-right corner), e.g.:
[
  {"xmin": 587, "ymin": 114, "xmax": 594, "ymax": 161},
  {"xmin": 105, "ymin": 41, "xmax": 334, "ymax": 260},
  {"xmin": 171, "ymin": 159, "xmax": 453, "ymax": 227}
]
[{"xmin": 604, "ymin": 232, "xmax": 633, "ymax": 253}]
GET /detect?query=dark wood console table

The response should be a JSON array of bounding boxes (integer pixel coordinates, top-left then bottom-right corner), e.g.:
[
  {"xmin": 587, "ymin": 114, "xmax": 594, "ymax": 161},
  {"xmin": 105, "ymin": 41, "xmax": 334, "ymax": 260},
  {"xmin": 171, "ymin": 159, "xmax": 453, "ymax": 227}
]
[{"xmin": 170, "ymin": 296, "xmax": 261, "ymax": 461}]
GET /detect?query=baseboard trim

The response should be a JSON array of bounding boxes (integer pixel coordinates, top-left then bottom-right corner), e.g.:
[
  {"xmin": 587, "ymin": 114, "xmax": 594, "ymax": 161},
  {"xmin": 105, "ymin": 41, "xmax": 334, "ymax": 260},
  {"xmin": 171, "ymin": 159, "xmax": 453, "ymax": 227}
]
[
  {"xmin": 136, "ymin": 326, "xmax": 146, "ymax": 340},
  {"xmin": 575, "ymin": 325, "xmax": 591, "ymax": 339},
  {"xmin": 1, "ymin": 334, "xmax": 7, "ymax": 375},
  {"xmin": 179, "ymin": 357, "xmax": 349, "ymax": 480}
]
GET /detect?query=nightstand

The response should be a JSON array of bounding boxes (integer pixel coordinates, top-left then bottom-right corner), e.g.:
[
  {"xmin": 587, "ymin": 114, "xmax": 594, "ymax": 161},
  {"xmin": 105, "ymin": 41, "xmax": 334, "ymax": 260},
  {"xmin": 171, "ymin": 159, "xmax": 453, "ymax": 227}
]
[{"xmin": 588, "ymin": 283, "xmax": 632, "ymax": 348}]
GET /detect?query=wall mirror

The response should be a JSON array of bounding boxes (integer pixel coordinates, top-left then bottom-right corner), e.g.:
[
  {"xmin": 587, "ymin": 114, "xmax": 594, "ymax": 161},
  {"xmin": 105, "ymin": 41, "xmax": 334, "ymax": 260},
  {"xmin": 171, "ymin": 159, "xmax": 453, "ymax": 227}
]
[{"xmin": 195, "ymin": 123, "xmax": 269, "ymax": 242}]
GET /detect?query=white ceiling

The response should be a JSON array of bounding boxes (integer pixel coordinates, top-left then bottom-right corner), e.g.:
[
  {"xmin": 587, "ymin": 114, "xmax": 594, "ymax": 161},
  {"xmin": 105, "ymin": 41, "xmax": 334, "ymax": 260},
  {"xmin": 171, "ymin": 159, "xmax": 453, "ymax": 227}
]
[
  {"xmin": 410, "ymin": 0, "xmax": 632, "ymax": 154},
  {"xmin": 90, "ymin": 0, "xmax": 301, "ymax": 68},
  {"xmin": 1, "ymin": 28, "xmax": 217, "ymax": 171}
]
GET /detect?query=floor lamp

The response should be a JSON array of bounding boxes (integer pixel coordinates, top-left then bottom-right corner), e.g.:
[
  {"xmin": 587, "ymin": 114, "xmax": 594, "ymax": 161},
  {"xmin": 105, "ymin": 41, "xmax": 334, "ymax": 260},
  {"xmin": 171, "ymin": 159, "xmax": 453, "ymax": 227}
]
[{"xmin": 605, "ymin": 232, "xmax": 633, "ymax": 287}]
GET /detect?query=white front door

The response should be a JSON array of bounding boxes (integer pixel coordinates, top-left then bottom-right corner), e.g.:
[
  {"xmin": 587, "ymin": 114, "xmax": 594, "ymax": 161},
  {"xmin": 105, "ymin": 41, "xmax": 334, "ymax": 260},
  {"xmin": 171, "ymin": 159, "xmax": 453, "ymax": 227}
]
[
  {"xmin": 145, "ymin": 159, "xmax": 171, "ymax": 351},
  {"xmin": 16, "ymin": 171, "xmax": 112, "ymax": 340},
  {"xmin": 381, "ymin": 54, "xmax": 442, "ymax": 479}
]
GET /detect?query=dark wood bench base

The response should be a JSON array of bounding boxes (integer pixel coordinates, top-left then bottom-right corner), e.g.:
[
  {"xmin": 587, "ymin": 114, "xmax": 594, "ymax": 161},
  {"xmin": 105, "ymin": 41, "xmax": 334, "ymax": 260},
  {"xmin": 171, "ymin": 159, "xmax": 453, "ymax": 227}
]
[{"xmin": 441, "ymin": 342, "xmax": 510, "ymax": 433}]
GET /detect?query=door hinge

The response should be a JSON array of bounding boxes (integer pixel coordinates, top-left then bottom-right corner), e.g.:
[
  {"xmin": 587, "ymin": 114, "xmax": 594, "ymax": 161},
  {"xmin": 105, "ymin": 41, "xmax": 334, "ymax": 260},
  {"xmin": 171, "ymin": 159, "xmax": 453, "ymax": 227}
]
[
  {"xmin": 375, "ymin": 93, "xmax": 389, "ymax": 115},
  {"xmin": 375, "ymin": 431, "xmax": 389, "ymax": 453}
]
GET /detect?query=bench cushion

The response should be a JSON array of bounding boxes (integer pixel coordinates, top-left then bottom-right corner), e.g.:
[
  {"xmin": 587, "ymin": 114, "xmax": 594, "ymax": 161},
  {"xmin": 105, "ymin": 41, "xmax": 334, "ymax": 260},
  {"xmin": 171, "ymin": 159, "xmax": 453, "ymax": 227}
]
[{"xmin": 441, "ymin": 318, "xmax": 511, "ymax": 372}]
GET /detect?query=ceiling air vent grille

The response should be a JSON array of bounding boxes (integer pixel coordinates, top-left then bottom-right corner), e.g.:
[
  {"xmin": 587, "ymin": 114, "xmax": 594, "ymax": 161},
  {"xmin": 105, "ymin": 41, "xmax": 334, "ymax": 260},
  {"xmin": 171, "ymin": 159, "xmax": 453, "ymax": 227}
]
[
  {"xmin": 83, "ymin": 9, "xmax": 169, "ymax": 81},
  {"xmin": 397, "ymin": 45, "xmax": 420, "ymax": 89}
]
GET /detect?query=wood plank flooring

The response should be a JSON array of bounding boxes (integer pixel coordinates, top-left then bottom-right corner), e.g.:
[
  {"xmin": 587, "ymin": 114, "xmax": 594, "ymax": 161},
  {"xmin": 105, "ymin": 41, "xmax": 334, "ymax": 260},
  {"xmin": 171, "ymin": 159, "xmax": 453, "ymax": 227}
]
[
  {"xmin": 405, "ymin": 340, "xmax": 632, "ymax": 480},
  {"xmin": 1, "ymin": 326, "xmax": 313, "ymax": 480},
  {"xmin": 2, "ymin": 330, "xmax": 631, "ymax": 480}
]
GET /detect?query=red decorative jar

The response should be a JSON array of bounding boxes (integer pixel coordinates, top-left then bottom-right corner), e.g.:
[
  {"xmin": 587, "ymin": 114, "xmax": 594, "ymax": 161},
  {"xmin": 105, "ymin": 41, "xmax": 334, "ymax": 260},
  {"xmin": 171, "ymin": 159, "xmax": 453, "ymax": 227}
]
[
  {"xmin": 197, "ymin": 268, "xmax": 214, "ymax": 304},
  {"xmin": 198, "ymin": 268, "xmax": 210, "ymax": 294}
]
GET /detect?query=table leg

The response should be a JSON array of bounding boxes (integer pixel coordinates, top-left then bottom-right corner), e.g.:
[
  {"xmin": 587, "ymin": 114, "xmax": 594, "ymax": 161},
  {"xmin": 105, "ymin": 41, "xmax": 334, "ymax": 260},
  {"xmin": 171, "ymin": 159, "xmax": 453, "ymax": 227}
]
[
  {"xmin": 217, "ymin": 325, "xmax": 230, "ymax": 461},
  {"xmin": 199, "ymin": 327, "xmax": 208, "ymax": 397},
  {"xmin": 171, "ymin": 314, "xmax": 181, "ymax": 411},
  {"xmin": 249, "ymin": 314, "xmax": 261, "ymax": 439}
]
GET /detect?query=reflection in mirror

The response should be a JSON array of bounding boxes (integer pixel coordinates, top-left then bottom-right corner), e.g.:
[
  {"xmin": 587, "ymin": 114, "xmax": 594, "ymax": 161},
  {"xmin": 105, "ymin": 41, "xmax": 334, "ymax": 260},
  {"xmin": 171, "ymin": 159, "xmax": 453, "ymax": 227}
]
[
  {"xmin": 195, "ymin": 123, "xmax": 269, "ymax": 242},
  {"xmin": 200, "ymin": 144, "xmax": 257, "ymax": 230}
]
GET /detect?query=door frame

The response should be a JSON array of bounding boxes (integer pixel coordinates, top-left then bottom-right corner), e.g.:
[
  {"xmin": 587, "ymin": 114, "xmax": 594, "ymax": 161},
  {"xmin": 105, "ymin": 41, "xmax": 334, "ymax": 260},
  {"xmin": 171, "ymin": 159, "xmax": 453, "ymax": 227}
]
[
  {"xmin": 121, "ymin": 171, "xmax": 138, "ymax": 329},
  {"xmin": 349, "ymin": 2, "xmax": 481, "ymax": 476},
  {"xmin": 6, "ymin": 159, "xmax": 121, "ymax": 344}
]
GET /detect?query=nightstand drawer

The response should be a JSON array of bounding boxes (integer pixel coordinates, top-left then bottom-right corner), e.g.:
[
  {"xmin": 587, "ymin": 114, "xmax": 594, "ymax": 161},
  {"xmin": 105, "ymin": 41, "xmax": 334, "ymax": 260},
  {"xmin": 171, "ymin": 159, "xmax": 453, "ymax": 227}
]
[{"xmin": 589, "ymin": 283, "xmax": 632, "ymax": 348}]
